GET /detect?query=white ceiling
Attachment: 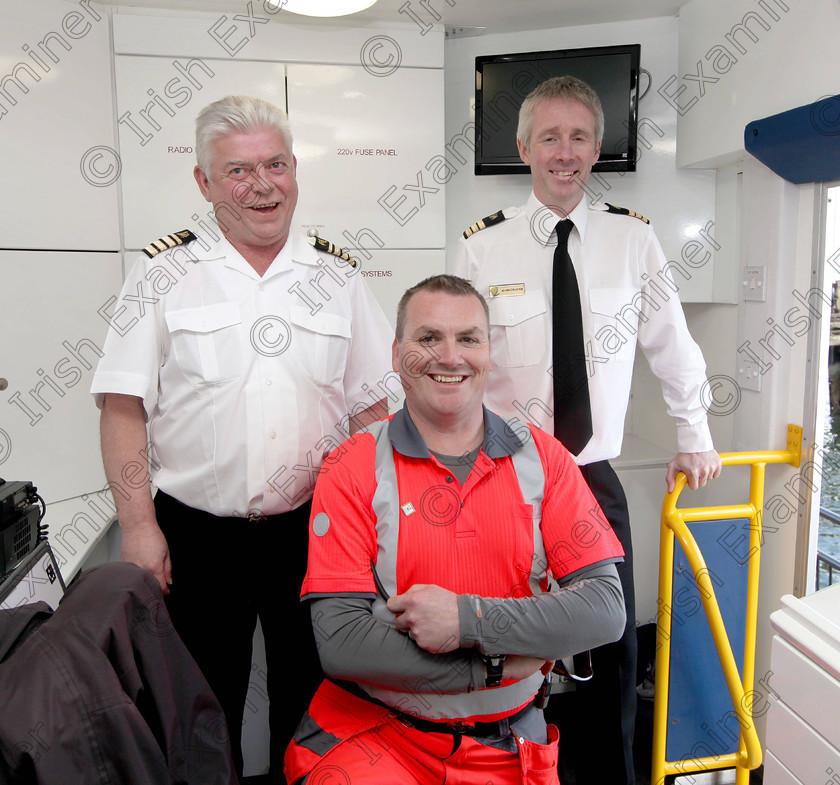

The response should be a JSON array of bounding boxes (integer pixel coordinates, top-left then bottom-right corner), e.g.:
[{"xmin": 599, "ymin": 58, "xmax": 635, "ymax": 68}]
[{"xmin": 105, "ymin": 0, "xmax": 687, "ymax": 35}]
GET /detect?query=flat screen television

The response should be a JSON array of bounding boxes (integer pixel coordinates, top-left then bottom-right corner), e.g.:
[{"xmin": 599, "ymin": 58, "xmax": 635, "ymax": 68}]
[{"xmin": 474, "ymin": 44, "xmax": 641, "ymax": 175}]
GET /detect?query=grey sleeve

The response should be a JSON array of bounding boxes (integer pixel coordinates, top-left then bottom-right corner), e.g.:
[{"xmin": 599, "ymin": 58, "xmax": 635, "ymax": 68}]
[
  {"xmin": 457, "ymin": 562, "xmax": 626, "ymax": 660},
  {"xmin": 309, "ymin": 596, "xmax": 486, "ymax": 694}
]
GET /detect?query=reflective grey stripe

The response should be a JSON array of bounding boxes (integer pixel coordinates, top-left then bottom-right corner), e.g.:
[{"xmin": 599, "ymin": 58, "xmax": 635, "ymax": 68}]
[
  {"xmin": 368, "ymin": 419, "xmax": 398, "ymax": 624},
  {"xmin": 506, "ymin": 417, "xmax": 548, "ymax": 595},
  {"xmin": 363, "ymin": 416, "xmax": 550, "ymax": 720},
  {"xmin": 362, "ymin": 671, "xmax": 545, "ymax": 721}
]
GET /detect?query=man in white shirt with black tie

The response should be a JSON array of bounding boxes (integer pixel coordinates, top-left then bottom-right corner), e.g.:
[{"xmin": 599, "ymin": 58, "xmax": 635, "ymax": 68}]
[{"xmin": 454, "ymin": 75, "xmax": 721, "ymax": 785}]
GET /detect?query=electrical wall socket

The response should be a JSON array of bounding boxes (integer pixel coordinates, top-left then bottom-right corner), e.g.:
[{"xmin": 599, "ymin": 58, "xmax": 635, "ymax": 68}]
[
  {"xmin": 737, "ymin": 354, "xmax": 763, "ymax": 392},
  {"xmin": 742, "ymin": 266, "xmax": 767, "ymax": 302}
]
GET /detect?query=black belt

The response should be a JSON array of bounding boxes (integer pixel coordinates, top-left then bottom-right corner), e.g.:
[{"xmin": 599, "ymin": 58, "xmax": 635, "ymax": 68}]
[
  {"xmin": 154, "ymin": 490, "xmax": 308, "ymax": 525},
  {"xmin": 393, "ymin": 701, "xmax": 535, "ymax": 738}
]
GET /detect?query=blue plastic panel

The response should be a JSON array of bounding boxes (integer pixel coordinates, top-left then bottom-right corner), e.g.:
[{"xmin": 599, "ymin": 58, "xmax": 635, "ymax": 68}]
[
  {"xmin": 665, "ymin": 517, "xmax": 750, "ymax": 762},
  {"xmin": 745, "ymin": 95, "xmax": 840, "ymax": 185}
]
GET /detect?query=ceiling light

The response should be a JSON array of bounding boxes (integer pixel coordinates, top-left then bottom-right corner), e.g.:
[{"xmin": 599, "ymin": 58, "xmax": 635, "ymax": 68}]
[{"xmin": 269, "ymin": 0, "xmax": 379, "ymax": 17}]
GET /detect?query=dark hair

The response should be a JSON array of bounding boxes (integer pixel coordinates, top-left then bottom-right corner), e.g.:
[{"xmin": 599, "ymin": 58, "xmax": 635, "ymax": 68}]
[{"xmin": 395, "ymin": 274, "xmax": 489, "ymax": 339}]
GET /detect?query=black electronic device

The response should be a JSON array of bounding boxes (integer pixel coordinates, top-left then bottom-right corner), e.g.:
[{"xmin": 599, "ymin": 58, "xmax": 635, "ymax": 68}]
[
  {"xmin": 0, "ymin": 479, "xmax": 45, "ymax": 577},
  {"xmin": 474, "ymin": 43, "xmax": 641, "ymax": 175}
]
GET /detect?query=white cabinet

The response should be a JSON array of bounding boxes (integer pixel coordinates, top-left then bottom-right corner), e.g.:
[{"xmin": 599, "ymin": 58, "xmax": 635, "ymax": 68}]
[
  {"xmin": 288, "ymin": 63, "xmax": 445, "ymax": 251},
  {"xmin": 765, "ymin": 583, "xmax": 840, "ymax": 784},
  {"xmin": 763, "ymin": 750, "xmax": 804, "ymax": 785},
  {"xmin": 0, "ymin": 251, "xmax": 123, "ymax": 503},
  {"xmin": 0, "ymin": 0, "xmax": 119, "ymax": 251}
]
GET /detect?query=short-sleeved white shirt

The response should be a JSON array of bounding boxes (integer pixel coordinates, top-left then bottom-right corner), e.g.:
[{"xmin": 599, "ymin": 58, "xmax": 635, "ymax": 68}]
[
  {"xmin": 454, "ymin": 192, "xmax": 713, "ymax": 465},
  {"xmin": 91, "ymin": 231, "xmax": 396, "ymax": 517}
]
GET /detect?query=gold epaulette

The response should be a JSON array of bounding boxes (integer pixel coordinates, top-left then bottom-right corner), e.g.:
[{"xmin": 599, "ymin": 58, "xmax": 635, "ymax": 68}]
[
  {"xmin": 142, "ymin": 229, "xmax": 197, "ymax": 258},
  {"xmin": 604, "ymin": 203, "xmax": 650, "ymax": 224},
  {"xmin": 307, "ymin": 233, "xmax": 357, "ymax": 268},
  {"xmin": 463, "ymin": 210, "xmax": 506, "ymax": 239}
]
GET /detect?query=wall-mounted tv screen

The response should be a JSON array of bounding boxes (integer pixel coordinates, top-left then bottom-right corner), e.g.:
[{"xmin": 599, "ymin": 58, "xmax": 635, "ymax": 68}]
[{"xmin": 474, "ymin": 44, "xmax": 641, "ymax": 175}]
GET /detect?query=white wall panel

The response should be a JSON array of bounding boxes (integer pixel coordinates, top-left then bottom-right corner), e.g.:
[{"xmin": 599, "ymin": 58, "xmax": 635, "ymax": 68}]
[
  {"xmin": 357, "ymin": 248, "xmax": 444, "ymax": 327},
  {"xmin": 676, "ymin": 0, "xmax": 840, "ymax": 168},
  {"xmin": 0, "ymin": 251, "xmax": 122, "ymax": 503},
  {"xmin": 289, "ymin": 64, "xmax": 445, "ymax": 250},
  {"xmin": 0, "ymin": 0, "xmax": 119, "ymax": 250},
  {"xmin": 115, "ymin": 55, "xmax": 287, "ymax": 249}
]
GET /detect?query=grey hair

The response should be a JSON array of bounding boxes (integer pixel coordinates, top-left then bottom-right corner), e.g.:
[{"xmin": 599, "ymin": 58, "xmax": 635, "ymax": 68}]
[
  {"xmin": 195, "ymin": 95, "xmax": 293, "ymax": 176},
  {"xmin": 517, "ymin": 76, "xmax": 604, "ymax": 149}
]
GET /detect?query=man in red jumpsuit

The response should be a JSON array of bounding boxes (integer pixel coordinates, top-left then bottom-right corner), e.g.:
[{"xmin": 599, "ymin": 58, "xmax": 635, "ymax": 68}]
[{"xmin": 285, "ymin": 274, "xmax": 627, "ymax": 785}]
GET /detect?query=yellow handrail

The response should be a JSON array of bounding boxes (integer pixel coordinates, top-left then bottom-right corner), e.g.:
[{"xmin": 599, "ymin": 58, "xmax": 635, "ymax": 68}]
[{"xmin": 651, "ymin": 427, "xmax": 801, "ymax": 785}]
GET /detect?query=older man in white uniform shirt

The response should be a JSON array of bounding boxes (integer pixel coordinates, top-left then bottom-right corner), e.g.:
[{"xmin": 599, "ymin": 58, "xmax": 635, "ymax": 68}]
[
  {"xmin": 454, "ymin": 76, "xmax": 721, "ymax": 785},
  {"xmin": 92, "ymin": 95, "xmax": 394, "ymax": 779}
]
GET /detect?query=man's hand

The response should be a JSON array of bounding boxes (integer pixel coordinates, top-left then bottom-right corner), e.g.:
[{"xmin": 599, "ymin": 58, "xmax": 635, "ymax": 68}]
[
  {"xmin": 666, "ymin": 449, "xmax": 722, "ymax": 493},
  {"xmin": 101, "ymin": 393, "xmax": 170, "ymax": 591},
  {"xmin": 121, "ymin": 521, "xmax": 172, "ymax": 594},
  {"xmin": 387, "ymin": 584, "xmax": 460, "ymax": 653}
]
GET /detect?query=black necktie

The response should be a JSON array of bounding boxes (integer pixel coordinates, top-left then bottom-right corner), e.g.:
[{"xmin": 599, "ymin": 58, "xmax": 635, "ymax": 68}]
[{"xmin": 552, "ymin": 219, "xmax": 593, "ymax": 455}]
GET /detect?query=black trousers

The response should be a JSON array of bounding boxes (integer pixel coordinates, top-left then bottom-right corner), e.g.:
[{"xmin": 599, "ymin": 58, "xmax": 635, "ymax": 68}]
[
  {"xmin": 545, "ymin": 460, "xmax": 637, "ymax": 785},
  {"xmin": 0, "ymin": 562, "xmax": 237, "ymax": 785},
  {"xmin": 154, "ymin": 492, "xmax": 322, "ymax": 780}
]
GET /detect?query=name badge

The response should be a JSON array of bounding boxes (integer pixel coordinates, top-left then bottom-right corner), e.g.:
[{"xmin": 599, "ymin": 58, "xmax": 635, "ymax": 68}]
[{"xmin": 489, "ymin": 283, "xmax": 526, "ymax": 298}]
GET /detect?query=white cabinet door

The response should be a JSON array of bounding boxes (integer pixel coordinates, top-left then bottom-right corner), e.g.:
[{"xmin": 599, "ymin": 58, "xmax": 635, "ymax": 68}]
[
  {"xmin": 288, "ymin": 63, "xmax": 445, "ymax": 251},
  {"xmin": 0, "ymin": 0, "xmax": 119, "ymax": 251},
  {"xmin": 0, "ymin": 251, "xmax": 122, "ymax": 503}
]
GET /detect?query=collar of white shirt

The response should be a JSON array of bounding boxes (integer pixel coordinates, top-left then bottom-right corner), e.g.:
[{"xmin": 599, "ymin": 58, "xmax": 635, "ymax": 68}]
[
  {"xmin": 197, "ymin": 228, "xmax": 323, "ymax": 282},
  {"xmin": 524, "ymin": 191, "xmax": 592, "ymax": 247}
]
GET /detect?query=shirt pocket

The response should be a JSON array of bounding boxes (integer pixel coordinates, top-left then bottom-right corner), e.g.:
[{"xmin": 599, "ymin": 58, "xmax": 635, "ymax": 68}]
[
  {"xmin": 165, "ymin": 303, "xmax": 243, "ymax": 385},
  {"xmin": 488, "ymin": 291, "xmax": 547, "ymax": 368},
  {"xmin": 289, "ymin": 306, "xmax": 352, "ymax": 389},
  {"xmin": 588, "ymin": 288, "xmax": 640, "ymax": 364}
]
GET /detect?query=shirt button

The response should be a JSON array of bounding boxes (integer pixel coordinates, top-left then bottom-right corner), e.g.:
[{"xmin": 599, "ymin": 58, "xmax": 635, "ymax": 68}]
[
  {"xmin": 266, "ymin": 379, "xmax": 272, "ymax": 386},
  {"xmin": 446, "ymin": 475, "xmax": 453, "ymax": 483},
  {"xmin": 270, "ymin": 431, "xmax": 276, "ymax": 439}
]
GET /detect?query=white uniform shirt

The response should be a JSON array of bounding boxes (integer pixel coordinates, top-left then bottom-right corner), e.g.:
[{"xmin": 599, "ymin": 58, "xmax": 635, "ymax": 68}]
[
  {"xmin": 91, "ymin": 231, "xmax": 395, "ymax": 517},
  {"xmin": 454, "ymin": 192, "xmax": 713, "ymax": 465}
]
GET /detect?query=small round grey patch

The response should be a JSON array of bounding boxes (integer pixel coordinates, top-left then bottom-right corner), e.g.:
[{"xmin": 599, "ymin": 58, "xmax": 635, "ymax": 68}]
[{"xmin": 312, "ymin": 512, "xmax": 330, "ymax": 537}]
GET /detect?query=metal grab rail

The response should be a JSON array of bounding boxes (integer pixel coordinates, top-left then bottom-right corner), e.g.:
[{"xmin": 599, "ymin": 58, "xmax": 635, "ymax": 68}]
[{"xmin": 651, "ymin": 427, "xmax": 802, "ymax": 785}]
